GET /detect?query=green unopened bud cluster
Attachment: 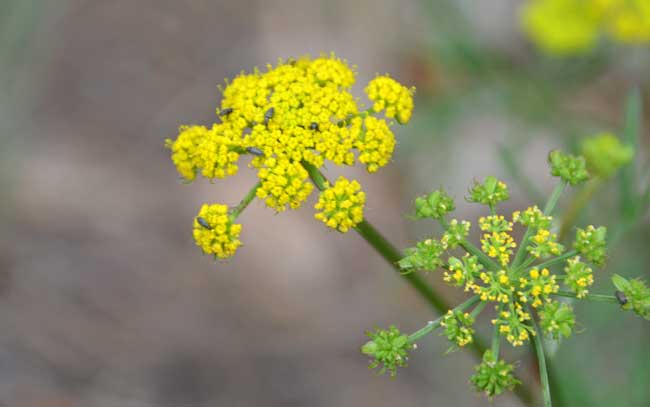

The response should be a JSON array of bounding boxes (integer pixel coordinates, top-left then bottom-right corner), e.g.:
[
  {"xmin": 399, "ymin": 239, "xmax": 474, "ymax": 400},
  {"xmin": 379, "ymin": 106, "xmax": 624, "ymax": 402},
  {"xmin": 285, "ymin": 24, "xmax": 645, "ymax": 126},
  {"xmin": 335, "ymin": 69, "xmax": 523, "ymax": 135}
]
[
  {"xmin": 612, "ymin": 274, "xmax": 650, "ymax": 320},
  {"xmin": 414, "ymin": 189, "xmax": 455, "ymax": 219},
  {"xmin": 539, "ymin": 301, "xmax": 575, "ymax": 339},
  {"xmin": 548, "ymin": 150, "xmax": 589, "ymax": 185},
  {"xmin": 440, "ymin": 310, "xmax": 475, "ymax": 348},
  {"xmin": 398, "ymin": 238, "xmax": 446, "ymax": 273},
  {"xmin": 467, "ymin": 176, "xmax": 510, "ymax": 207},
  {"xmin": 574, "ymin": 225, "xmax": 607, "ymax": 266},
  {"xmin": 361, "ymin": 326, "xmax": 413, "ymax": 377},
  {"xmin": 470, "ymin": 350, "xmax": 520, "ymax": 398}
]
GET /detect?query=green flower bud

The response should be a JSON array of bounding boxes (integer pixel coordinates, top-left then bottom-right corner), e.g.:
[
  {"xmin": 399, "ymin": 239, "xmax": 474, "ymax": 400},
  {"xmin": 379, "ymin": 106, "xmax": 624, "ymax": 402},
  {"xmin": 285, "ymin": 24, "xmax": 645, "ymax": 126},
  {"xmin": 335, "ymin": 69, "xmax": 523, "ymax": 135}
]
[
  {"xmin": 441, "ymin": 219, "xmax": 471, "ymax": 248},
  {"xmin": 440, "ymin": 309, "xmax": 475, "ymax": 348},
  {"xmin": 574, "ymin": 225, "xmax": 607, "ymax": 266},
  {"xmin": 414, "ymin": 188, "xmax": 455, "ymax": 219},
  {"xmin": 563, "ymin": 256, "xmax": 594, "ymax": 298},
  {"xmin": 548, "ymin": 150, "xmax": 589, "ymax": 185},
  {"xmin": 527, "ymin": 228, "xmax": 564, "ymax": 259},
  {"xmin": 398, "ymin": 238, "xmax": 446, "ymax": 272},
  {"xmin": 443, "ymin": 254, "xmax": 482, "ymax": 288},
  {"xmin": 539, "ymin": 301, "xmax": 575, "ymax": 339},
  {"xmin": 470, "ymin": 350, "xmax": 520, "ymax": 398},
  {"xmin": 362, "ymin": 326, "xmax": 412, "ymax": 377},
  {"xmin": 467, "ymin": 176, "xmax": 509, "ymax": 207},
  {"xmin": 478, "ymin": 215, "xmax": 512, "ymax": 233},
  {"xmin": 612, "ymin": 274, "xmax": 650, "ymax": 320},
  {"xmin": 512, "ymin": 205, "xmax": 552, "ymax": 230},
  {"xmin": 582, "ymin": 133, "xmax": 634, "ymax": 179}
]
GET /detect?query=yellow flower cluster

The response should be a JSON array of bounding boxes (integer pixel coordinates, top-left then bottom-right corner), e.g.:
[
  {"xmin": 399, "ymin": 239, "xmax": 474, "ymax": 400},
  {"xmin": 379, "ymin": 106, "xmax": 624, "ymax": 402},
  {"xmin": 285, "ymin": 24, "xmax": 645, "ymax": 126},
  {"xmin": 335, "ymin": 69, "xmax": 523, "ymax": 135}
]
[
  {"xmin": 166, "ymin": 54, "xmax": 415, "ymax": 257},
  {"xmin": 256, "ymin": 158, "xmax": 313, "ymax": 211},
  {"xmin": 365, "ymin": 75, "xmax": 415, "ymax": 124},
  {"xmin": 166, "ymin": 125, "xmax": 240, "ymax": 181},
  {"xmin": 481, "ymin": 231, "xmax": 517, "ymax": 266},
  {"xmin": 522, "ymin": 0, "xmax": 650, "ymax": 54},
  {"xmin": 357, "ymin": 116, "xmax": 396, "ymax": 173},
  {"xmin": 314, "ymin": 176, "xmax": 366, "ymax": 233},
  {"xmin": 492, "ymin": 306, "xmax": 535, "ymax": 347},
  {"xmin": 193, "ymin": 204, "xmax": 242, "ymax": 259},
  {"xmin": 520, "ymin": 268, "xmax": 560, "ymax": 308}
]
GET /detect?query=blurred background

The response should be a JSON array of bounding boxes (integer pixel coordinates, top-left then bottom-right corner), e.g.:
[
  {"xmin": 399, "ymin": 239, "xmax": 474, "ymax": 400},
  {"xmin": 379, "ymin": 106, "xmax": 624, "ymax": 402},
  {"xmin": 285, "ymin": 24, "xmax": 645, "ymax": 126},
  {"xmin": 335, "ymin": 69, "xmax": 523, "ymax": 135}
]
[{"xmin": 1, "ymin": 0, "xmax": 649, "ymax": 406}]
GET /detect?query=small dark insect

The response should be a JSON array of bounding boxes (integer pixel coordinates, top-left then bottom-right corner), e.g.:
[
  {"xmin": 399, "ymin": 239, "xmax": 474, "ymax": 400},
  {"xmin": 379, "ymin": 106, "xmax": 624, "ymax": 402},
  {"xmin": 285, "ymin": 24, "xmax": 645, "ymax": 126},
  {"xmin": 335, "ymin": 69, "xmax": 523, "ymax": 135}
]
[
  {"xmin": 219, "ymin": 107, "xmax": 233, "ymax": 117},
  {"xmin": 246, "ymin": 146, "xmax": 264, "ymax": 157},
  {"xmin": 264, "ymin": 107, "xmax": 275, "ymax": 125},
  {"xmin": 615, "ymin": 290, "xmax": 628, "ymax": 305},
  {"xmin": 196, "ymin": 217, "xmax": 213, "ymax": 230},
  {"xmin": 309, "ymin": 122, "xmax": 319, "ymax": 131}
]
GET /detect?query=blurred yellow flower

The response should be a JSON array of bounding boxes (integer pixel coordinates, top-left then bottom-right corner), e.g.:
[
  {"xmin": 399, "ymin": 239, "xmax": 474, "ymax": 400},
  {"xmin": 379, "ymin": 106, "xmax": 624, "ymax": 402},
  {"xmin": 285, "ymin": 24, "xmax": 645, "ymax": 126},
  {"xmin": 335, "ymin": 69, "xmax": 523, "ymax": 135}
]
[{"xmin": 521, "ymin": 0, "xmax": 650, "ymax": 54}]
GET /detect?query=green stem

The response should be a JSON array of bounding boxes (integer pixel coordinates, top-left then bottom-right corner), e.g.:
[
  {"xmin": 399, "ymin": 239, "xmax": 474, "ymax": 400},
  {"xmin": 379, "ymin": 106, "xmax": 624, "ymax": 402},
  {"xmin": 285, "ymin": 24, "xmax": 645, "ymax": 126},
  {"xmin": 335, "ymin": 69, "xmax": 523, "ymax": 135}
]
[
  {"xmin": 303, "ymin": 162, "xmax": 535, "ymax": 406},
  {"xmin": 512, "ymin": 182, "xmax": 566, "ymax": 268},
  {"xmin": 230, "ymin": 181, "xmax": 262, "ymax": 220},
  {"xmin": 553, "ymin": 290, "xmax": 618, "ymax": 303},
  {"xmin": 544, "ymin": 182, "xmax": 567, "ymax": 215},
  {"xmin": 558, "ymin": 179, "xmax": 601, "ymax": 241},
  {"xmin": 355, "ymin": 220, "xmax": 450, "ymax": 314},
  {"xmin": 470, "ymin": 300, "xmax": 487, "ymax": 319},
  {"xmin": 531, "ymin": 316, "xmax": 552, "ymax": 407},
  {"xmin": 491, "ymin": 305, "xmax": 503, "ymax": 357},
  {"xmin": 528, "ymin": 251, "xmax": 577, "ymax": 272},
  {"xmin": 408, "ymin": 296, "xmax": 480, "ymax": 343}
]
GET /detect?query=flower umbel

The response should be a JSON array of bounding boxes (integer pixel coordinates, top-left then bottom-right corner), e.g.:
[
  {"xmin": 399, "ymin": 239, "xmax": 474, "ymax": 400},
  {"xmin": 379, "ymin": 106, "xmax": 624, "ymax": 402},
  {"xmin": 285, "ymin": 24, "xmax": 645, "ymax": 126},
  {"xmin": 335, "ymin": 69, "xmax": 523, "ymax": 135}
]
[
  {"xmin": 167, "ymin": 53, "xmax": 414, "ymax": 258},
  {"xmin": 363, "ymin": 150, "xmax": 622, "ymax": 401},
  {"xmin": 193, "ymin": 204, "xmax": 242, "ymax": 259}
]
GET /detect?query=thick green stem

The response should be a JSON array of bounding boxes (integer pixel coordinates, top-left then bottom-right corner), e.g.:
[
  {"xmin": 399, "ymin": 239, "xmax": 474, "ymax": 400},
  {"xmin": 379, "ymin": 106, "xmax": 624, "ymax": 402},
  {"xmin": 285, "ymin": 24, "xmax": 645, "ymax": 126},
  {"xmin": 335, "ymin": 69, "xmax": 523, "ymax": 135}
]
[
  {"xmin": 531, "ymin": 317, "xmax": 552, "ymax": 407},
  {"xmin": 553, "ymin": 290, "xmax": 618, "ymax": 303},
  {"xmin": 512, "ymin": 182, "xmax": 566, "ymax": 268},
  {"xmin": 230, "ymin": 181, "xmax": 262, "ymax": 220},
  {"xmin": 355, "ymin": 220, "xmax": 449, "ymax": 314},
  {"xmin": 408, "ymin": 296, "xmax": 480, "ymax": 343}
]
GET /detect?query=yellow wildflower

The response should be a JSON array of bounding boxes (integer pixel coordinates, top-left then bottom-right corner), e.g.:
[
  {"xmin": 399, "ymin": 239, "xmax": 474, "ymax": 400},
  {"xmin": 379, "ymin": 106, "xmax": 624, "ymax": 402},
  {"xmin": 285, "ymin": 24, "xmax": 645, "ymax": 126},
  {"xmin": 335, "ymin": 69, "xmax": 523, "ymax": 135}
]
[
  {"xmin": 314, "ymin": 176, "xmax": 366, "ymax": 233},
  {"xmin": 365, "ymin": 75, "xmax": 415, "ymax": 124},
  {"xmin": 193, "ymin": 204, "xmax": 242, "ymax": 259},
  {"xmin": 356, "ymin": 116, "xmax": 396, "ymax": 173},
  {"xmin": 256, "ymin": 158, "xmax": 313, "ymax": 212}
]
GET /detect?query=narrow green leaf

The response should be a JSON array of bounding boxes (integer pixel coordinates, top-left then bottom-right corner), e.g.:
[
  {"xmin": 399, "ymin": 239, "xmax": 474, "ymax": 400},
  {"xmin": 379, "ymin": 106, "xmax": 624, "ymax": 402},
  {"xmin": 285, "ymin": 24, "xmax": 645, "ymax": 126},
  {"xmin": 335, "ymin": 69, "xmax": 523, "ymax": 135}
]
[{"xmin": 620, "ymin": 88, "xmax": 642, "ymax": 220}]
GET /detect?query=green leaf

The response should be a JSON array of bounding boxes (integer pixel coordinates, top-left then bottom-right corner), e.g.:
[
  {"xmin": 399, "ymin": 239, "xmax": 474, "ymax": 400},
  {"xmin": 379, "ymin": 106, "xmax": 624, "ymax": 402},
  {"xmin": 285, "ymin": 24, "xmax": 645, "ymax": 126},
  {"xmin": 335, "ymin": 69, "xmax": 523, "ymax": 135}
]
[
  {"xmin": 620, "ymin": 87, "xmax": 641, "ymax": 220},
  {"xmin": 612, "ymin": 274, "xmax": 631, "ymax": 292}
]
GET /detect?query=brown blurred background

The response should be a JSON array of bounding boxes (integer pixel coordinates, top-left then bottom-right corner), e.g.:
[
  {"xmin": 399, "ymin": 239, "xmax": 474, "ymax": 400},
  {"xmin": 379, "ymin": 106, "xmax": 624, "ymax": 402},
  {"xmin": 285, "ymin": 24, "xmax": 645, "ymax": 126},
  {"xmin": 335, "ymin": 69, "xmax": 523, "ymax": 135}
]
[{"xmin": 1, "ymin": 1, "xmax": 649, "ymax": 406}]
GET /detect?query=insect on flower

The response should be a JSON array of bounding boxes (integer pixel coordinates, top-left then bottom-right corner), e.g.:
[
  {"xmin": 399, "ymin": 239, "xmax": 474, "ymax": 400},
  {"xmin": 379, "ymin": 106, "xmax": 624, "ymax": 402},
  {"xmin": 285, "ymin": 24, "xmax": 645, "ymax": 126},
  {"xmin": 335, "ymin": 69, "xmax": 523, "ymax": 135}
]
[
  {"xmin": 246, "ymin": 147, "xmax": 264, "ymax": 157},
  {"xmin": 196, "ymin": 216, "xmax": 213, "ymax": 230},
  {"xmin": 309, "ymin": 122, "xmax": 319, "ymax": 131},
  {"xmin": 615, "ymin": 290, "xmax": 628, "ymax": 305},
  {"xmin": 219, "ymin": 107, "xmax": 233, "ymax": 117},
  {"xmin": 264, "ymin": 107, "xmax": 275, "ymax": 125}
]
